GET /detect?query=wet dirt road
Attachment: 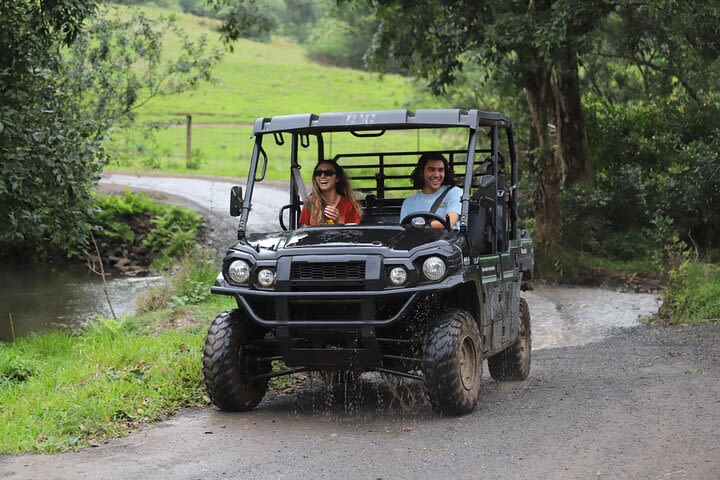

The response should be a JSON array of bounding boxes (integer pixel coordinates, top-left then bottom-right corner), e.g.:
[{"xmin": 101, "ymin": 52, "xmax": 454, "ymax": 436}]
[
  {"xmin": 4, "ymin": 174, "xmax": 716, "ymax": 479},
  {"xmin": 3, "ymin": 321, "xmax": 718, "ymax": 480}
]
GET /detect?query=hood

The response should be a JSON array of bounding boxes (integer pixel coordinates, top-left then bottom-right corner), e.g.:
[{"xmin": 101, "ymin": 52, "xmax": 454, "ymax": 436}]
[{"xmin": 245, "ymin": 226, "xmax": 444, "ymax": 252}]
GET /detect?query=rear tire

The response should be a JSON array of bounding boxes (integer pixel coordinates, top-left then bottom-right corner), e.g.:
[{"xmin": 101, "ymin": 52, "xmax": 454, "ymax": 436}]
[
  {"xmin": 202, "ymin": 310, "xmax": 270, "ymax": 411},
  {"xmin": 488, "ymin": 297, "xmax": 532, "ymax": 381},
  {"xmin": 422, "ymin": 309, "xmax": 482, "ymax": 416}
]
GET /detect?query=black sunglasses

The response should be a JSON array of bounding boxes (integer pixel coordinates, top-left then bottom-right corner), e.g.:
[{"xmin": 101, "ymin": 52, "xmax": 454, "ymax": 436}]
[{"xmin": 313, "ymin": 169, "xmax": 337, "ymax": 177}]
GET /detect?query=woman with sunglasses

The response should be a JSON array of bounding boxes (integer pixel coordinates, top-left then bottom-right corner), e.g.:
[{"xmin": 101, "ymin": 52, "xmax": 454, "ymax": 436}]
[{"xmin": 299, "ymin": 160, "xmax": 363, "ymax": 226}]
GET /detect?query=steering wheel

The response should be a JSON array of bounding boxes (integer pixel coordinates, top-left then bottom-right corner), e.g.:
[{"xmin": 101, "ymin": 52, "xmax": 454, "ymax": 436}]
[{"xmin": 400, "ymin": 211, "xmax": 450, "ymax": 231}]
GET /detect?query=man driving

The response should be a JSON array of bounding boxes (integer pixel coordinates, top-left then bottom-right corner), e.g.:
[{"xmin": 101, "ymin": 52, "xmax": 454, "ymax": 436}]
[{"xmin": 400, "ymin": 153, "xmax": 462, "ymax": 230}]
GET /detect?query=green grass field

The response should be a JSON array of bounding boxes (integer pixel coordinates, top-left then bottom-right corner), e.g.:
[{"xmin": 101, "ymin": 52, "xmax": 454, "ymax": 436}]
[
  {"xmin": 104, "ymin": 4, "xmax": 461, "ymax": 180},
  {"xmin": 111, "ymin": 122, "xmax": 472, "ymax": 185}
]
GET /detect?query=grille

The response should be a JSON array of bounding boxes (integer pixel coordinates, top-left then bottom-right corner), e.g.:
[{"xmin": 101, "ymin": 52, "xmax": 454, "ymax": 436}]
[{"xmin": 291, "ymin": 261, "xmax": 366, "ymax": 280}]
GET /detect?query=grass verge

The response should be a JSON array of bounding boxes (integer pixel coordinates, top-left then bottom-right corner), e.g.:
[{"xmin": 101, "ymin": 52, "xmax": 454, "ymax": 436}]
[
  {"xmin": 0, "ymin": 255, "xmax": 233, "ymax": 454},
  {"xmin": 660, "ymin": 260, "xmax": 720, "ymax": 324}
]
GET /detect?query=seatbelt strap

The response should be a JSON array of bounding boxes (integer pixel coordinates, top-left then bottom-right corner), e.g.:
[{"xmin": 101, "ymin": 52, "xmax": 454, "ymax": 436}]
[
  {"xmin": 291, "ymin": 166, "xmax": 310, "ymax": 209},
  {"xmin": 430, "ymin": 186, "xmax": 452, "ymax": 213}
]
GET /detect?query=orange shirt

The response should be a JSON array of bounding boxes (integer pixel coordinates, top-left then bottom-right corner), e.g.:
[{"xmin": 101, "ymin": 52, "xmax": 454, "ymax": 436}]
[{"xmin": 299, "ymin": 196, "xmax": 362, "ymax": 226}]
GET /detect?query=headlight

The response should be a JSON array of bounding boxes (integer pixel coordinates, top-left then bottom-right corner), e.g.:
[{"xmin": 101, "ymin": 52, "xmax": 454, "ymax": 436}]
[
  {"xmin": 388, "ymin": 266, "xmax": 407, "ymax": 286},
  {"xmin": 422, "ymin": 256, "xmax": 446, "ymax": 281},
  {"xmin": 257, "ymin": 268, "xmax": 276, "ymax": 288},
  {"xmin": 227, "ymin": 259, "xmax": 251, "ymax": 284}
]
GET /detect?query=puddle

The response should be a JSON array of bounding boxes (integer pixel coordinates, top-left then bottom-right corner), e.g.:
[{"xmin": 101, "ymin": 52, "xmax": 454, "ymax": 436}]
[
  {"xmin": 258, "ymin": 286, "xmax": 663, "ymax": 417},
  {"xmin": 525, "ymin": 285, "xmax": 662, "ymax": 349}
]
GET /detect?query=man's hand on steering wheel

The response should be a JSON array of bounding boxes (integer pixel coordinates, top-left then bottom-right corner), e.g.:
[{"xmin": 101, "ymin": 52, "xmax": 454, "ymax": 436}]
[{"xmin": 400, "ymin": 212, "xmax": 450, "ymax": 231}]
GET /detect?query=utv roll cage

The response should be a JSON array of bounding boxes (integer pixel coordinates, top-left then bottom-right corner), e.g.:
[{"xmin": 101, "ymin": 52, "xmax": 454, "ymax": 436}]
[
  {"xmin": 204, "ymin": 109, "xmax": 534, "ymax": 415},
  {"xmin": 238, "ymin": 109, "xmax": 520, "ymax": 256}
]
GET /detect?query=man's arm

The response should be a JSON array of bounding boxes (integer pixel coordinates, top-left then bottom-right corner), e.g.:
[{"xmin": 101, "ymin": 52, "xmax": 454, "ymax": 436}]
[{"xmin": 429, "ymin": 212, "xmax": 458, "ymax": 230}]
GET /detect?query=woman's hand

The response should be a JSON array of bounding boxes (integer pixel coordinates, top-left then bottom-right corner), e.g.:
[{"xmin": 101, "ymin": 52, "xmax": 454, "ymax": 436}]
[{"xmin": 324, "ymin": 205, "xmax": 340, "ymax": 223}]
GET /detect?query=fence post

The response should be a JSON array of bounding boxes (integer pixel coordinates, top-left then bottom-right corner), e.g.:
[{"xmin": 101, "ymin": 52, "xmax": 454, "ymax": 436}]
[{"xmin": 185, "ymin": 114, "xmax": 192, "ymax": 167}]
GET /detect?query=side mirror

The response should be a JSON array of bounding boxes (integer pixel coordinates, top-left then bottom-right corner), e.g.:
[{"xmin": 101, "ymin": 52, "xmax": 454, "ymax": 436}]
[
  {"xmin": 230, "ymin": 186, "xmax": 243, "ymax": 217},
  {"xmin": 475, "ymin": 175, "xmax": 496, "ymax": 208}
]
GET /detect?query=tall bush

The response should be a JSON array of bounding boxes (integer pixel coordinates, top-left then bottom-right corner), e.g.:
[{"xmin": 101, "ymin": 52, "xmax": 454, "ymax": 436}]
[
  {"xmin": 0, "ymin": 0, "xmax": 102, "ymax": 259},
  {"xmin": 562, "ymin": 99, "xmax": 720, "ymax": 261},
  {"xmin": 0, "ymin": 4, "xmax": 220, "ymax": 259}
]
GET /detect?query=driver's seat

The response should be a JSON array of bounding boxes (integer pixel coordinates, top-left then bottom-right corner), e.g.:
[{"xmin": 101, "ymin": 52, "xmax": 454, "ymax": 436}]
[
  {"xmin": 361, "ymin": 195, "xmax": 402, "ymax": 225},
  {"xmin": 468, "ymin": 197, "xmax": 487, "ymax": 253},
  {"xmin": 467, "ymin": 173, "xmax": 495, "ymax": 254}
]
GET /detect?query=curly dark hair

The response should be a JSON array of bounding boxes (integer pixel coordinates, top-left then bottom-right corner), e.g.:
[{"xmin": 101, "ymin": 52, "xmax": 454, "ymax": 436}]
[{"xmin": 410, "ymin": 153, "xmax": 459, "ymax": 189}]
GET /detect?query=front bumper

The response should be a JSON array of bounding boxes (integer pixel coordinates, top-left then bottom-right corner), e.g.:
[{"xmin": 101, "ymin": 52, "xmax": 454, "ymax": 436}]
[{"xmin": 211, "ymin": 273, "xmax": 465, "ymax": 327}]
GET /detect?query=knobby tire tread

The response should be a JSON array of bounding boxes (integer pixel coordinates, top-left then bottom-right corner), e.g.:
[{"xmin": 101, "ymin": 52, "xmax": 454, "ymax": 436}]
[
  {"xmin": 422, "ymin": 309, "xmax": 482, "ymax": 416},
  {"xmin": 202, "ymin": 310, "xmax": 269, "ymax": 411}
]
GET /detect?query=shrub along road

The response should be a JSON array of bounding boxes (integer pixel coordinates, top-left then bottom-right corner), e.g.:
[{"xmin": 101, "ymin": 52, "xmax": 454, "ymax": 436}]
[
  {"xmin": 99, "ymin": 172, "xmax": 288, "ymax": 263},
  {"xmin": 100, "ymin": 171, "xmax": 289, "ymax": 236},
  {"xmin": 2, "ymin": 323, "xmax": 718, "ymax": 479}
]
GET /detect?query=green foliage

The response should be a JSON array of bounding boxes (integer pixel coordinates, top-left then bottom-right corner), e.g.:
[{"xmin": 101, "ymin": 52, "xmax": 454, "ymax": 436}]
[
  {"xmin": 168, "ymin": 280, "xmax": 212, "ymax": 308},
  {"xmin": 94, "ymin": 192, "xmax": 202, "ymax": 259},
  {"xmin": 0, "ymin": 0, "xmax": 104, "ymax": 259},
  {"xmin": 568, "ymin": 99, "xmax": 720, "ymax": 263},
  {"xmin": 0, "ymin": 3, "xmax": 219, "ymax": 260},
  {"xmin": 662, "ymin": 261, "xmax": 720, "ymax": 324},
  {"xmin": 207, "ymin": 0, "xmax": 331, "ymax": 44},
  {"xmin": 274, "ymin": 0, "xmax": 328, "ymax": 43},
  {"xmin": 144, "ymin": 206, "xmax": 202, "ymax": 257},
  {"xmin": 185, "ymin": 147, "xmax": 205, "ymax": 170},
  {"xmin": 137, "ymin": 253, "xmax": 215, "ymax": 312},
  {"xmin": 586, "ymin": 2, "xmax": 720, "ymax": 105},
  {"xmin": 106, "ymin": 124, "xmax": 169, "ymax": 170},
  {"xmin": 64, "ymin": 6, "xmax": 222, "ymax": 126},
  {"xmin": 211, "ymin": 0, "xmax": 275, "ymax": 43},
  {"xmin": 305, "ymin": 6, "xmax": 378, "ymax": 69},
  {"xmin": 541, "ymin": 247, "xmax": 662, "ymax": 284}
]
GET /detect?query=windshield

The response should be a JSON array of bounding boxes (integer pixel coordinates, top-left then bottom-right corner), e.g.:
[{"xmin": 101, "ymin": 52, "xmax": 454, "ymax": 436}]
[{"xmin": 238, "ymin": 124, "xmax": 515, "ymax": 243}]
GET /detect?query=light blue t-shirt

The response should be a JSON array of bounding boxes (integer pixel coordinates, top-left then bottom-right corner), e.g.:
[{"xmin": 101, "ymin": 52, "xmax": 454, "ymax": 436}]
[{"xmin": 400, "ymin": 186, "xmax": 462, "ymax": 228}]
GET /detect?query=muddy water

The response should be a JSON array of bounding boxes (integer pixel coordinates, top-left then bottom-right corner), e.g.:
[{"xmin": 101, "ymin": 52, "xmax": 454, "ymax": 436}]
[
  {"xmin": 270, "ymin": 285, "xmax": 663, "ymax": 419},
  {"xmin": 0, "ymin": 263, "xmax": 163, "ymax": 342},
  {"xmin": 525, "ymin": 285, "xmax": 662, "ymax": 349}
]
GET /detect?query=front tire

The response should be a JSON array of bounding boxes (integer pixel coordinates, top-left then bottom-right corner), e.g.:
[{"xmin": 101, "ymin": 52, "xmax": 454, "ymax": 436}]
[
  {"xmin": 422, "ymin": 309, "xmax": 482, "ymax": 416},
  {"xmin": 488, "ymin": 297, "xmax": 532, "ymax": 381},
  {"xmin": 202, "ymin": 310, "xmax": 270, "ymax": 411}
]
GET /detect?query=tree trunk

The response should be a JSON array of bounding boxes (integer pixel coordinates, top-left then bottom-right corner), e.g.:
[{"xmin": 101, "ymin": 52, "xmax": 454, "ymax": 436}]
[
  {"xmin": 522, "ymin": 54, "xmax": 562, "ymax": 268},
  {"xmin": 554, "ymin": 47, "xmax": 594, "ymax": 185}
]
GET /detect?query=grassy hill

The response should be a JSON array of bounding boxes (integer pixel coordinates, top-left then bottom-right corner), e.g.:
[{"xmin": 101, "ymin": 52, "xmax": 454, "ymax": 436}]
[{"xmin": 105, "ymin": 4, "xmax": 460, "ymax": 180}]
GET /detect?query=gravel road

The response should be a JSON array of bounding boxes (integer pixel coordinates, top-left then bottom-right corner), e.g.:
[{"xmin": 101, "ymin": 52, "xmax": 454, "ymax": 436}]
[{"xmin": 3, "ymin": 323, "xmax": 718, "ymax": 480}]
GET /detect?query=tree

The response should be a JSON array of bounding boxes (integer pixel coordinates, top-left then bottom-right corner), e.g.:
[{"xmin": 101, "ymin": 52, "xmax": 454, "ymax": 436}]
[
  {"xmin": 0, "ymin": 3, "xmax": 221, "ymax": 259},
  {"xmin": 587, "ymin": 1, "xmax": 720, "ymax": 106},
  {"xmin": 358, "ymin": 0, "xmax": 609, "ymax": 264},
  {"xmin": 0, "ymin": 0, "xmax": 102, "ymax": 258}
]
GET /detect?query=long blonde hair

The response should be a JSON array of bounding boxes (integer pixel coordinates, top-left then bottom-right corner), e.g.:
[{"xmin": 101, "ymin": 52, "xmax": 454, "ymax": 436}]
[{"xmin": 309, "ymin": 160, "xmax": 362, "ymax": 225}]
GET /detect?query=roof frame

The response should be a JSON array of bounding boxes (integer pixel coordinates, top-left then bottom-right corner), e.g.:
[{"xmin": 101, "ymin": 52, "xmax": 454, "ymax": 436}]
[{"xmin": 252, "ymin": 109, "xmax": 513, "ymax": 136}]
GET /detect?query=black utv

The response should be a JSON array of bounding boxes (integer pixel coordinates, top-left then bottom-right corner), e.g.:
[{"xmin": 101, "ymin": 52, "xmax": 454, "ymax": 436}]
[{"xmin": 202, "ymin": 109, "xmax": 534, "ymax": 416}]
